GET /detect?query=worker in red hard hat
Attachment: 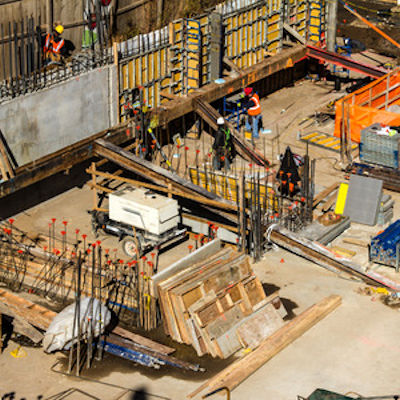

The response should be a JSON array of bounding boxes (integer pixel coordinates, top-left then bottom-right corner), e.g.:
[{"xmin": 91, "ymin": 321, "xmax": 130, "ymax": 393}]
[{"xmin": 242, "ymin": 87, "xmax": 262, "ymax": 140}]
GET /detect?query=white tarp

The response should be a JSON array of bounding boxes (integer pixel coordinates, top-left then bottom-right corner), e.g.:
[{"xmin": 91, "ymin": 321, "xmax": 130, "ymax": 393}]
[{"xmin": 43, "ymin": 297, "xmax": 111, "ymax": 353}]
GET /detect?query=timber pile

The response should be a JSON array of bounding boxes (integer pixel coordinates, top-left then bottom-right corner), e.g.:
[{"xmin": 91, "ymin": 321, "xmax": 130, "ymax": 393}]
[
  {"xmin": 154, "ymin": 240, "xmax": 286, "ymax": 358},
  {"xmin": 188, "ymin": 294, "xmax": 342, "ymax": 398}
]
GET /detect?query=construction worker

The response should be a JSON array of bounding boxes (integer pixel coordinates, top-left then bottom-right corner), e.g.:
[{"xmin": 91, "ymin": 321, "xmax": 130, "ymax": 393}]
[
  {"xmin": 212, "ymin": 117, "xmax": 235, "ymax": 171},
  {"xmin": 243, "ymin": 87, "xmax": 262, "ymax": 140},
  {"xmin": 43, "ymin": 25, "xmax": 66, "ymax": 63}
]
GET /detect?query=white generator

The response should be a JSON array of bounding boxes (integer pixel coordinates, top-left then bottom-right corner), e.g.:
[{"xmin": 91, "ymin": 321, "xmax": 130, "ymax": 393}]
[{"xmin": 109, "ymin": 186, "xmax": 180, "ymax": 235}]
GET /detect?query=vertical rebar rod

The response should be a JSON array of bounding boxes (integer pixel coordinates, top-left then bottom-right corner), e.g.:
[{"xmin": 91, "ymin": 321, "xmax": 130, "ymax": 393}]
[{"xmin": 76, "ymin": 253, "xmax": 82, "ymax": 376}]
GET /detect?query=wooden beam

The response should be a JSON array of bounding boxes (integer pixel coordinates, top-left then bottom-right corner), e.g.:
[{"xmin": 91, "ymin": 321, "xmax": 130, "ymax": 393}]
[
  {"xmin": 283, "ymin": 23, "xmax": 306, "ymax": 45},
  {"xmin": 223, "ymin": 57, "xmax": 244, "ymax": 76},
  {"xmin": 188, "ymin": 295, "xmax": 341, "ymax": 397},
  {"xmin": 87, "ymin": 167, "xmax": 238, "ymax": 212},
  {"xmin": 160, "ymin": 91, "xmax": 181, "ymax": 101},
  {"xmin": 0, "ymin": 302, "xmax": 44, "ymax": 344},
  {"xmin": 321, "ymin": 191, "xmax": 338, "ymax": 212},
  {"xmin": 312, "ymin": 182, "xmax": 340, "ymax": 208},
  {"xmin": 93, "ymin": 139, "xmax": 236, "ymax": 209},
  {"xmin": 0, "ymin": 123, "xmax": 131, "ymax": 199}
]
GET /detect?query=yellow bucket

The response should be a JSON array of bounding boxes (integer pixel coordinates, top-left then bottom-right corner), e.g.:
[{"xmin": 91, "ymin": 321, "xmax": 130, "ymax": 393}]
[{"xmin": 244, "ymin": 130, "xmax": 252, "ymax": 141}]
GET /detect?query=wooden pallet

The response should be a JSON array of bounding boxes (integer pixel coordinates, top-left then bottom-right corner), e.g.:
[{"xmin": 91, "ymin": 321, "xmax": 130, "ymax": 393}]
[{"xmin": 300, "ymin": 132, "xmax": 358, "ymax": 153}]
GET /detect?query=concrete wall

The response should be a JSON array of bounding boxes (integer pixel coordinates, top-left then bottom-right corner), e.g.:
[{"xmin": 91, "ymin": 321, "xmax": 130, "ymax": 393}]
[{"xmin": 0, "ymin": 64, "xmax": 118, "ymax": 166}]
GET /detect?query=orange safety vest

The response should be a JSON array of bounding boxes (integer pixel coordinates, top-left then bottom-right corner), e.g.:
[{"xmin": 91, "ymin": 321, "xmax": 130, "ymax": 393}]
[
  {"xmin": 248, "ymin": 93, "xmax": 261, "ymax": 116},
  {"xmin": 44, "ymin": 33, "xmax": 65, "ymax": 54}
]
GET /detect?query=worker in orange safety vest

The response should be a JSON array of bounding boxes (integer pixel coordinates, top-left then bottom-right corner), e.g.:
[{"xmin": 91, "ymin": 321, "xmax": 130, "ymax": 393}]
[
  {"xmin": 242, "ymin": 86, "xmax": 262, "ymax": 140},
  {"xmin": 43, "ymin": 25, "xmax": 66, "ymax": 62}
]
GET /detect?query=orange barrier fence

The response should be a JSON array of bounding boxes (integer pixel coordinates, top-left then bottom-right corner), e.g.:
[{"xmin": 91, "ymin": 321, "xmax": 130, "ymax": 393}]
[{"xmin": 334, "ymin": 68, "xmax": 400, "ymax": 143}]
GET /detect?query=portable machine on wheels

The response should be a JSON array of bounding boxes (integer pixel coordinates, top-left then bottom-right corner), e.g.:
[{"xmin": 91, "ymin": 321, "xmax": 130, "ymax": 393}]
[{"xmin": 91, "ymin": 186, "xmax": 186, "ymax": 258}]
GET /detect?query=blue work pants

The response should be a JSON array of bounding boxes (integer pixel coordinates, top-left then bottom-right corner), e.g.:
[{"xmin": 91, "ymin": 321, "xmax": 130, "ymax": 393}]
[{"xmin": 245, "ymin": 114, "xmax": 261, "ymax": 139}]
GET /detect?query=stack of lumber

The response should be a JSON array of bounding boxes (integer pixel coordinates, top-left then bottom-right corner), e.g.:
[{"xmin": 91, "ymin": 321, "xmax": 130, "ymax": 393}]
[
  {"xmin": 188, "ymin": 294, "xmax": 342, "ymax": 398},
  {"xmin": 153, "ymin": 240, "xmax": 287, "ymax": 358}
]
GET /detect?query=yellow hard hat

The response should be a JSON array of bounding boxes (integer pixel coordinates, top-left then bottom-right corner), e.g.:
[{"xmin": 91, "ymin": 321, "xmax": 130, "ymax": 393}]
[{"xmin": 55, "ymin": 25, "xmax": 64, "ymax": 34}]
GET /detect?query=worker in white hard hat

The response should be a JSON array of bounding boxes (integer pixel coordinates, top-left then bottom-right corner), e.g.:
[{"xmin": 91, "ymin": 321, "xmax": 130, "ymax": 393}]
[
  {"xmin": 211, "ymin": 117, "xmax": 236, "ymax": 171},
  {"xmin": 43, "ymin": 24, "xmax": 66, "ymax": 63}
]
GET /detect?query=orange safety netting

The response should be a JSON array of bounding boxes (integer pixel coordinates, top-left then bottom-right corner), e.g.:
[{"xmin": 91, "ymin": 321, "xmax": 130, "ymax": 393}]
[{"xmin": 334, "ymin": 68, "xmax": 400, "ymax": 143}]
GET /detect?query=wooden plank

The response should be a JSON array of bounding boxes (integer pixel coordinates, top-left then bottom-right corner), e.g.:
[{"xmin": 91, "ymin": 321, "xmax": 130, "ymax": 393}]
[
  {"xmin": 0, "ymin": 302, "xmax": 44, "ymax": 343},
  {"xmin": 160, "ymin": 90, "xmax": 181, "ymax": 101},
  {"xmin": 113, "ymin": 326, "xmax": 175, "ymax": 355},
  {"xmin": 93, "ymin": 139, "xmax": 237, "ymax": 212},
  {"xmin": 236, "ymin": 302, "xmax": 284, "ymax": 349},
  {"xmin": 0, "ymin": 289, "xmax": 55, "ymax": 330},
  {"xmin": 312, "ymin": 182, "xmax": 340, "ymax": 208},
  {"xmin": 0, "ymin": 156, "xmax": 8, "ymax": 181},
  {"xmin": 342, "ymin": 237, "xmax": 368, "ymax": 247},
  {"xmin": 152, "ymin": 239, "xmax": 221, "ymax": 295},
  {"xmin": 243, "ymin": 276, "xmax": 266, "ymax": 308},
  {"xmin": 321, "ymin": 191, "xmax": 338, "ymax": 212},
  {"xmin": 188, "ymin": 295, "xmax": 342, "ymax": 397},
  {"xmin": 283, "ymin": 23, "xmax": 306, "ymax": 44},
  {"xmin": 205, "ymin": 304, "xmax": 244, "ymax": 340},
  {"xmin": 0, "ymin": 136, "xmax": 15, "ymax": 178}
]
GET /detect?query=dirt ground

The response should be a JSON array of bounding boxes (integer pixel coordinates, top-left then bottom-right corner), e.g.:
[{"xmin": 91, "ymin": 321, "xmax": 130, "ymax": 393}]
[
  {"xmin": 338, "ymin": 0, "xmax": 400, "ymax": 58},
  {"xmin": 1, "ymin": 53, "xmax": 400, "ymax": 399}
]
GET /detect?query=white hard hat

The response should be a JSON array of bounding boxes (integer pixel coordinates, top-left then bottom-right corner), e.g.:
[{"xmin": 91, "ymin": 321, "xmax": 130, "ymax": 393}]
[{"xmin": 217, "ymin": 117, "xmax": 225, "ymax": 125}]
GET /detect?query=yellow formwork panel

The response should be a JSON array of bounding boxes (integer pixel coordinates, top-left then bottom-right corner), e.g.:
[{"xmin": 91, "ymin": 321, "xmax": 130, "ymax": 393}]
[
  {"xmin": 189, "ymin": 168, "xmax": 278, "ymax": 207},
  {"xmin": 128, "ymin": 61, "xmax": 134, "ymax": 89},
  {"xmin": 335, "ymin": 183, "xmax": 348, "ymax": 215}
]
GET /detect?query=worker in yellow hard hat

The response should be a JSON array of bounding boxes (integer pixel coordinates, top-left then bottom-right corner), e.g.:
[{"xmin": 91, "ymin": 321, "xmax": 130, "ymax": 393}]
[{"xmin": 43, "ymin": 24, "xmax": 66, "ymax": 63}]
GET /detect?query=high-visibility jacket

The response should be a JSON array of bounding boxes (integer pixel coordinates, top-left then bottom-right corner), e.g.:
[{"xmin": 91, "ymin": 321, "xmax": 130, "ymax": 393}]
[
  {"xmin": 44, "ymin": 33, "xmax": 65, "ymax": 54},
  {"xmin": 248, "ymin": 93, "xmax": 261, "ymax": 116}
]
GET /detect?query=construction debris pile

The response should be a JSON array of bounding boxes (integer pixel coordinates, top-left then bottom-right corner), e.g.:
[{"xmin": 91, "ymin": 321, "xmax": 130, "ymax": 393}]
[{"xmin": 153, "ymin": 240, "xmax": 287, "ymax": 358}]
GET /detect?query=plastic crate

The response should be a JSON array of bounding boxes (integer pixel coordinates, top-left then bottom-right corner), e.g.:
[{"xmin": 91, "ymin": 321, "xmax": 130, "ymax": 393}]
[{"xmin": 360, "ymin": 123, "xmax": 400, "ymax": 169}]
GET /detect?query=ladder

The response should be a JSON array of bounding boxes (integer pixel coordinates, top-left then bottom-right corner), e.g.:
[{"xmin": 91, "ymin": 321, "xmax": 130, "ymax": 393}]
[{"xmin": 184, "ymin": 18, "xmax": 202, "ymax": 94}]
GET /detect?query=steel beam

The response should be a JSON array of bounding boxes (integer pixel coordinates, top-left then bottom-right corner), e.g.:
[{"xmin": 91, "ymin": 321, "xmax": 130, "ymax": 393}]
[{"xmin": 306, "ymin": 45, "xmax": 387, "ymax": 78}]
